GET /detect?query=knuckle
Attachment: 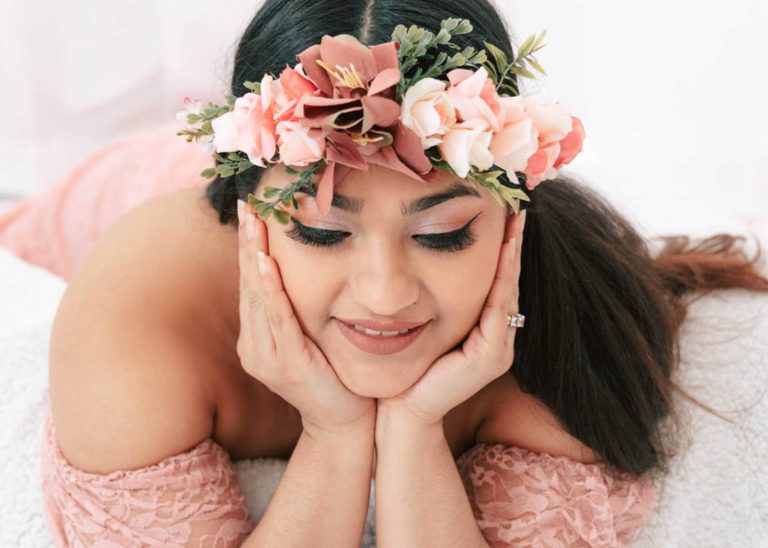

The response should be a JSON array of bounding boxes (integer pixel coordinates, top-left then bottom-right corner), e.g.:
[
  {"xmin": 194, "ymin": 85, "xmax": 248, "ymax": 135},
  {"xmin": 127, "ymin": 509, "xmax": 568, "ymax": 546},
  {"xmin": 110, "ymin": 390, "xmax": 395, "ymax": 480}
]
[{"xmin": 248, "ymin": 292, "xmax": 266, "ymax": 312}]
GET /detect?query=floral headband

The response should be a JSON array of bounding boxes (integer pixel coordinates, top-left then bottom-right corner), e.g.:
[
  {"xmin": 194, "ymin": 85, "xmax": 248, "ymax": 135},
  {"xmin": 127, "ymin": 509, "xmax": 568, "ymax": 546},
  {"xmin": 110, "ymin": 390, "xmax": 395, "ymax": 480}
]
[{"xmin": 176, "ymin": 18, "xmax": 585, "ymax": 225}]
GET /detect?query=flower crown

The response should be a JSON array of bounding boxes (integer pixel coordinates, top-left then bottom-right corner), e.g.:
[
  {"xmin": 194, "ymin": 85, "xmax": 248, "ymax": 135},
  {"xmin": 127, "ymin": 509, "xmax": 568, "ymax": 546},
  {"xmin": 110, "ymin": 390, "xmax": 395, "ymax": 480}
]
[{"xmin": 176, "ymin": 18, "xmax": 585, "ymax": 225}]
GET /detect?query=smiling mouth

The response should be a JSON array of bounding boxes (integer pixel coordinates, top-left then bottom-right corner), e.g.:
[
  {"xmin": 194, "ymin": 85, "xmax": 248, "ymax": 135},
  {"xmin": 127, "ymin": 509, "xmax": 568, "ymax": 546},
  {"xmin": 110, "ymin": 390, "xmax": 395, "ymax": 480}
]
[
  {"xmin": 334, "ymin": 318, "xmax": 430, "ymax": 355},
  {"xmin": 343, "ymin": 323, "xmax": 416, "ymax": 336}
]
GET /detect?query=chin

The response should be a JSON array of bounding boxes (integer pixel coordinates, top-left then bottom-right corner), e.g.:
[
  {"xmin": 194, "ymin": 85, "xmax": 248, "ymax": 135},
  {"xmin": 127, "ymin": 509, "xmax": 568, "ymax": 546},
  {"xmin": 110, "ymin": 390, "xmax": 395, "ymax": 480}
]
[{"xmin": 330, "ymin": 354, "xmax": 431, "ymax": 399}]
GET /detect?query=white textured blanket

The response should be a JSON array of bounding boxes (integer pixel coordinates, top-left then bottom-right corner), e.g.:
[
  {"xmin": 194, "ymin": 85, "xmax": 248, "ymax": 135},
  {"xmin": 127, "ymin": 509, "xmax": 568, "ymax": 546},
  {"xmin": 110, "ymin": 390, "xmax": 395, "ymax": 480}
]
[{"xmin": 1, "ymin": 246, "xmax": 766, "ymax": 547}]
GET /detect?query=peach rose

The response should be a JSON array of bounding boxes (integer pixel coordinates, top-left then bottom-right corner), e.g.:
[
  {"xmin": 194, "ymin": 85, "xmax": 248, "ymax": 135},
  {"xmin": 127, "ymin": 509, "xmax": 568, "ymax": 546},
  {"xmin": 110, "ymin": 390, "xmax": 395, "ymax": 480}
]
[
  {"xmin": 274, "ymin": 63, "xmax": 319, "ymax": 122},
  {"xmin": 399, "ymin": 78, "xmax": 456, "ymax": 149},
  {"xmin": 489, "ymin": 96, "xmax": 539, "ymax": 184},
  {"xmin": 522, "ymin": 90, "xmax": 573, "ymax": 145},
  {"xmin": 519, "ymin": 90, "xmax": 574, "ymax": 189},
  {"xmin": 524, "ymin": 142, "xmax": 560, "ymax": 190},
  {"xmin": 554, "ymin": 116, "xmax": 585, "ymax": 168},
  {"xmin": 439, "ymin": 118, "xmax": 494, "ymax": 178},
  {"xmin": 211, "ymin": 74, "xmax": 279, "ymax": 167},
  {"xmin": 446, "ymin": 66, "xmax": 502, "ymax": 132},
  {"xmin": 276, "ymin": 120, "xmax": 326, "ymax": 166}
]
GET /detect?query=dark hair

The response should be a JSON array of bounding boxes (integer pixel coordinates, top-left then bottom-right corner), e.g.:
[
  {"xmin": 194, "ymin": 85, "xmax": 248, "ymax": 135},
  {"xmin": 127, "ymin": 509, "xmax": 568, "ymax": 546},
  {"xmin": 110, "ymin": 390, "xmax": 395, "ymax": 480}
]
[{"xmin": 205, "ymin": 0, "xmax": 768, "ymax": 478}]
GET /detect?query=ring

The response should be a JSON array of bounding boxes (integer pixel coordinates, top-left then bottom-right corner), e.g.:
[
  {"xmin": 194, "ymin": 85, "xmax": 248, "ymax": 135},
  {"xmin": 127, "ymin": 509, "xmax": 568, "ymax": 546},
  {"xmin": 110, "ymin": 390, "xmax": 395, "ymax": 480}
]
[{"xmin": 506, "ymin": 313, "xmax": 525, "ymax": 328}]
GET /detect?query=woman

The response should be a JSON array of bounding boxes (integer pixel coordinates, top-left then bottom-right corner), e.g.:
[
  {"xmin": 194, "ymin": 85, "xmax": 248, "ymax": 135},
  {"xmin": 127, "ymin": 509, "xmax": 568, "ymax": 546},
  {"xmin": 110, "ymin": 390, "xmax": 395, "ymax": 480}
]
[{"xmin": 40, "ymin": 0, "xmax": 768, "ymax": 546}]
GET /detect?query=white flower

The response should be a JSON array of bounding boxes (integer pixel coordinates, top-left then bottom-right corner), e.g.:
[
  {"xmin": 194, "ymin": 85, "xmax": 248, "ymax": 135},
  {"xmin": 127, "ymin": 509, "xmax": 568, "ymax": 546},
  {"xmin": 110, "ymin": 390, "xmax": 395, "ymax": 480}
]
[
  {"xmin": 399, "ymin": 78, "xmax": 456, "ymax": 149},
  {"xmin": 176, "ymin": 96, "xmax": 205, "ymax": 127},
  {"xmin": 438, "ymin": 118, "xmax": 494, "ymax": 178}
]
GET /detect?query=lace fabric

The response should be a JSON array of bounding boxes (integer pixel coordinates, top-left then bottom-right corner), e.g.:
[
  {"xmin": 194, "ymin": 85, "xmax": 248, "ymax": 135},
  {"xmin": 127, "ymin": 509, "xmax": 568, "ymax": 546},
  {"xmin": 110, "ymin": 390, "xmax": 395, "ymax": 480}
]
[
  {"xmin": 40, "ymin": 407, "xmax": 255, "ymax": 547},
  {"xmin": 41, "ymin": 406, "xmax": 655, "ymax": 547},
  {"xmin": 456, "ymin": 443, "xmax": 657, "ymax": 547}
]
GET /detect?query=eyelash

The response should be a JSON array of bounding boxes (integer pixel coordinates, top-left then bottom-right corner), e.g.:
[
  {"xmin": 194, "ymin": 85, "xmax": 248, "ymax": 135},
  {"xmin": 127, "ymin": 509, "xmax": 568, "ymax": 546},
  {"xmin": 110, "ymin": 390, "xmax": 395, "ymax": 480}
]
[{"xmin": 285, "ymin": 212, "xmax": 481, "ymax": 253}]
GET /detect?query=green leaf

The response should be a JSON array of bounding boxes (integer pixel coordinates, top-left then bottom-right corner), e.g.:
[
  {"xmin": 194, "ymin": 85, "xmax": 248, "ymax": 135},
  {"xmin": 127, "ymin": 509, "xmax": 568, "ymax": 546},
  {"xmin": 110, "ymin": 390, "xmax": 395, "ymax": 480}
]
[
  {"xmin": 201, "ymin": 168, "xmax": 216, "ymax": 178},
  {"xmin": 533, "ymin": 29, "xmax": 548, "ymax": 51},
  {"xmin": 510, "ymin": 66, "xmax": 537, "ymax": 79},
  {"xmin": 527, "ymin": 56, "xmax": 547, "ymax": 76},
  {"xmin": 516, "ymin": 34, "xmax": 536, "ymax": 60},
  {"xmin": 273, "ymin": 209, "xmax": 290, "ymax": 225},
  {"xmin": 263, "ymin": 186, "xmax": 280, "ymax": 198},
  {"xmin": 243, "ymin": 80, "xmax": 262, "ymax": 94},
  {"xmin": 483, "ymin": 41, "xmax": 509, "ymax": 70}
]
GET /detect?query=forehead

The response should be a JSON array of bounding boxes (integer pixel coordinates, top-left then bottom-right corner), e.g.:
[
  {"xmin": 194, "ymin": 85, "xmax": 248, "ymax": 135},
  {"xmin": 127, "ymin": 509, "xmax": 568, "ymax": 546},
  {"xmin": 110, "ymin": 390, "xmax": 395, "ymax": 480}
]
[{"xmin": 264, "ymin": 163, "xmax": 489, "ymax": 215}]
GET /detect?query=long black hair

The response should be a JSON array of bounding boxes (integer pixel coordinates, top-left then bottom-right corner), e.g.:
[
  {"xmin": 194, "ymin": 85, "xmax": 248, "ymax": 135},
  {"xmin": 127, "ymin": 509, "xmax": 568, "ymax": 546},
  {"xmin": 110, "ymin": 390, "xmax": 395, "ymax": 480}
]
[{"xmin": 205, "ymin": 0, "xmax": 768, "ymax": 478}]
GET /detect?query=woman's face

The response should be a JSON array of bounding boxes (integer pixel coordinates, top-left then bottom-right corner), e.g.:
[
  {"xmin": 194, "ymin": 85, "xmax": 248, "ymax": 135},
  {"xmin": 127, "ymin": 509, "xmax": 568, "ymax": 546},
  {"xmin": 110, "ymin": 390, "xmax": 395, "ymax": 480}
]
[{"xmin": 255, "ymin": 162, "xmax": 514, "ymax": 398}]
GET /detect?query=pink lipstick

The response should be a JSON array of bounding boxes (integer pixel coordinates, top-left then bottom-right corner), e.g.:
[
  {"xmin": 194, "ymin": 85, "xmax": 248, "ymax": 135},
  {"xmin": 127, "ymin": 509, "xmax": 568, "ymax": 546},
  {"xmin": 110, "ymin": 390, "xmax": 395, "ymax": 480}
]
[{"xmin": 334, "ymin": 318, "xmax": 429, "ymax": 355}]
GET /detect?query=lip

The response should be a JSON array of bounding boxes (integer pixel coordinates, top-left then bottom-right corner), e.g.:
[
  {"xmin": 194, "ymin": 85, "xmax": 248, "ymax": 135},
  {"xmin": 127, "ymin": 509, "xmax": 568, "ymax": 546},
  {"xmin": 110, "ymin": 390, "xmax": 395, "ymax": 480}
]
[
  {"xmin": 334, "ymin": 318, "xmax": 430, "ymax": 355},
  {"xmin": 335, "ymin": 318, "xmax": 428, "ymax": 331}
]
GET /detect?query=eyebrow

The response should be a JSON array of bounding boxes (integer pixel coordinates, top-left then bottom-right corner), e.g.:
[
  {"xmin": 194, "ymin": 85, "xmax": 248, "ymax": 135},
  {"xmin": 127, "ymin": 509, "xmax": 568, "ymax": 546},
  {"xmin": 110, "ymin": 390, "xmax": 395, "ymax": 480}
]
[{"xmin": 299, "ymin": 182, "xmax": 482, "ymax": 215}]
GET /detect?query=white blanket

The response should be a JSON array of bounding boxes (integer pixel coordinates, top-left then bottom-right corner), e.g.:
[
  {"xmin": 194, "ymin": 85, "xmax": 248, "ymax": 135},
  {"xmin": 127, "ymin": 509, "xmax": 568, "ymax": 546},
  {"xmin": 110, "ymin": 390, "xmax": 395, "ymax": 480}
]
[{"xmin": 1, "ymin": 246, "xmax": 766, "ymax": 547}]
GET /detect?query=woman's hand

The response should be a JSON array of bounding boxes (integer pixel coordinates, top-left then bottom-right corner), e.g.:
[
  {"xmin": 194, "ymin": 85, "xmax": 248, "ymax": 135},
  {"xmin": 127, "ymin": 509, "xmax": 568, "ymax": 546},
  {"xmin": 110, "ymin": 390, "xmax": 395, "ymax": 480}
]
[
  {"xmin": 236, "ymin": 199, "xmax": 376, "ymax": 440},
  {"xmin": 377, "ymin": 210, "xmax": 527, "ymax": 432}
]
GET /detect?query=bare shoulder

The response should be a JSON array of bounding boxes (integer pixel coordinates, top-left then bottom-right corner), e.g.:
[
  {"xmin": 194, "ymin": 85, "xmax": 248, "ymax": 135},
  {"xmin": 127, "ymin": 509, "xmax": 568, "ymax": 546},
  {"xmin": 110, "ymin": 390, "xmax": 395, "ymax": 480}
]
[
  {"xmin": 49, "ymin": 186, "xmax": 238, "ymax": 474},
  {"xmin": 474, "ymin": 374, "xmax": 602, "ymax": 465}
]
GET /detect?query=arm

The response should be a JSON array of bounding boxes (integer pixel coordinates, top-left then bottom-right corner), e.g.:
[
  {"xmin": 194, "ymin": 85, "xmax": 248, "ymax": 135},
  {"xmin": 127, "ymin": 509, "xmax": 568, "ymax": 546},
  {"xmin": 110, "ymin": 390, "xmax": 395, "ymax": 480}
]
[
  {"xmin": 242, "ymin": 414, "xmax": 376, "ymax": 548},
  {"xmin": 374, "ymin": 403, "xmax": 489, "ymax": 548}
]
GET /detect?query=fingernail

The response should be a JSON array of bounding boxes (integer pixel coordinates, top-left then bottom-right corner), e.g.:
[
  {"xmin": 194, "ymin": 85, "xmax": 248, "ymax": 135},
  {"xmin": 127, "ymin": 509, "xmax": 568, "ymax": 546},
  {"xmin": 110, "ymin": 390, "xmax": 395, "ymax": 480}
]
[
  {"xmin": 246, "ymin": 211, "xmax": 256, "ymax": 240},
  {"xmin": 237, "ymin": 199, "xmax": 245, "ymax": 226},
  {"xmin": 508, "ymin": 238, "xmax": 516, "ymax": 264},
  {"xmin": 256, "ymin": 251, "xmax": 267, "ymax": 276}
]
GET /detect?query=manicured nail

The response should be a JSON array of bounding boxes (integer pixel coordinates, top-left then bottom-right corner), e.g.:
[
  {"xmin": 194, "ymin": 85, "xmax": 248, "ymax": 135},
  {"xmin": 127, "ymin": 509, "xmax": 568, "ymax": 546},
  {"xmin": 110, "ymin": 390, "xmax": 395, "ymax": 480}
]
[
  {"xmin": 246, "ymin": 211, "xmax": 256, "ymax": 240},
  {"xmin": 237, "ymin": 199, "xmax": 245, "ymax": 226},
  {"xmin": 256, "ymin": 251, "xmax": 267, "ymax": 276}
]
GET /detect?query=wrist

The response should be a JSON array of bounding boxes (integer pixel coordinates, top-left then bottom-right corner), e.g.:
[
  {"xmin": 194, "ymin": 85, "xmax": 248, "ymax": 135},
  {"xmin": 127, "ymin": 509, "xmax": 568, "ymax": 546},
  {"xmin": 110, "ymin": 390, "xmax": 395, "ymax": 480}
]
[
  {"xmin": 302, "ymin": 405, "xmax": 377, "ymax": 444},
  {"xmin": 375, "ymin": 400, "xmax": 444, "ymax": 445}
]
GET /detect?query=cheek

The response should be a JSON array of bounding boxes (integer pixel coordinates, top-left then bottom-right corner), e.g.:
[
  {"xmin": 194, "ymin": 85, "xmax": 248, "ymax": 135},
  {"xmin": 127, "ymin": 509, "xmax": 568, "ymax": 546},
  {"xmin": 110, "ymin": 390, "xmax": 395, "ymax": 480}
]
[
  {"xmin": 430, "ymin": 245, "xmax": 500, "ymax": 331},
  {"xmin": 269, "ymin": 238, "xmax": 335, "ymax": 331}
]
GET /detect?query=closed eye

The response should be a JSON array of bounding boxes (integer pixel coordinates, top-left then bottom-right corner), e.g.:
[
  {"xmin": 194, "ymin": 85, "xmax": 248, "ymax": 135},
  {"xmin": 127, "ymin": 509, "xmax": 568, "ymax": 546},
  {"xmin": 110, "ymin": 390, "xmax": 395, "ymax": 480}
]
[{"xmin": 285, "ymin": 212, "xmax": 481, "ymax": 253}]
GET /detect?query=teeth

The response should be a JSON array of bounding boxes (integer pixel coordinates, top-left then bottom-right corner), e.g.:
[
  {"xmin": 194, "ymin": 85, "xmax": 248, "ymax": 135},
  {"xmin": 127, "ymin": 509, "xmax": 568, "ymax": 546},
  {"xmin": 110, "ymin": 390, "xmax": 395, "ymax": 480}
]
[{"xmin": 352, "ymin": 325, "xmax": 413, "ymax": 337}]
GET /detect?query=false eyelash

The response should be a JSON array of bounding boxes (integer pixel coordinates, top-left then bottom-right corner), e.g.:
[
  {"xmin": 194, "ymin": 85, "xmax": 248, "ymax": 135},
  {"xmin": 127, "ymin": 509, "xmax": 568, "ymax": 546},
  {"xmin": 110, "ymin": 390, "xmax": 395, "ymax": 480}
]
[{"xmin": 285, "ymin": 212, "xmax": 481, "ymax": 253}]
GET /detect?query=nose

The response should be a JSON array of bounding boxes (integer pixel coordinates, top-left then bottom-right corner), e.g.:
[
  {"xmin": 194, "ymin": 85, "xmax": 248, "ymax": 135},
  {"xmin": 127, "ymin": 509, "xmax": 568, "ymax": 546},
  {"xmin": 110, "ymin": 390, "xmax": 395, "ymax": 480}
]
[{"xmin": 349, "ymin": 237, "xmax": 419, "ymax": 316}]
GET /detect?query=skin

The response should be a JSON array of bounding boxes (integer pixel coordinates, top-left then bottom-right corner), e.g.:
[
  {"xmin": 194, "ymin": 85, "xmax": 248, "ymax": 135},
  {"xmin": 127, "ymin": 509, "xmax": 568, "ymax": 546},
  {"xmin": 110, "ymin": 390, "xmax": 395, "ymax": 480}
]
[{"xmin": 248, "ymin": 161, "xmax": 518, "ymax": 406}]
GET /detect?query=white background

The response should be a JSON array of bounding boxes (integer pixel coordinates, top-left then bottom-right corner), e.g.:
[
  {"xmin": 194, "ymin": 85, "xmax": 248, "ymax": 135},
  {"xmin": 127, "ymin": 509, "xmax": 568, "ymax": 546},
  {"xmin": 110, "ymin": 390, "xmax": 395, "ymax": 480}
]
[{"xmin": 1, "ymin": 0, "xmax": 766, "ymax": 244}]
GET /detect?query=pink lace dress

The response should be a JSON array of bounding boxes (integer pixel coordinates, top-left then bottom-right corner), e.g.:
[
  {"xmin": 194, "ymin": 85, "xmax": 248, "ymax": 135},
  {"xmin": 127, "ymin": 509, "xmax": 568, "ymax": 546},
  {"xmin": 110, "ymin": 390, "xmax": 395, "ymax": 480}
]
[{"xmin": 41, "ymin": 403, "xmax": 656, "ymax": 547}]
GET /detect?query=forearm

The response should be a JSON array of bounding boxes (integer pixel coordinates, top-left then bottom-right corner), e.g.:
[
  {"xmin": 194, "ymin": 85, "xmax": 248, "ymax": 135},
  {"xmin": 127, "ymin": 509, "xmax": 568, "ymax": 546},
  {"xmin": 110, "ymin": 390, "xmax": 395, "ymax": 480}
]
[
  {"xmin": 374, "ymin": 405, "xmax": 489, "ymax": 547},
  {"xmin": 242, "ymin": 417, "xmax": 375, "ymax": 547}
]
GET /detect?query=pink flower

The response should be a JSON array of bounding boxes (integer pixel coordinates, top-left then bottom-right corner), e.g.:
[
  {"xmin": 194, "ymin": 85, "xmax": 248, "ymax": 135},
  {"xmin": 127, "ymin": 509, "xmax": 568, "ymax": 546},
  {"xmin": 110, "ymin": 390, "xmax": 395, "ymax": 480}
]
[
  {"xmin": 522, "ymin": 90, "xmax": 573, "ymax": 145},
  {"xmin": 294, "ymin": 33, "xmax": 435, "ymax": 215},
  {"xmin": 554, "ymin": 116, "xmax": 585, "ymax": 168},
  {"xmin": 446, "ymin": 67, "xmax": 502, "ymax": 132},
  {"xmin": 489, "ymin": 96, "xmax": 539, "ymax": 185},
  {"xmin": 524, "ymin": 142, "xmax": 560, "ymax": 190},
  {"xmin": 519, "ymin": 91, "xmax": 574, "ymax": 189},
  {"xmin": 439, "ymin": 118, "xmax": 495, "ymax": 178},
  {"xmin": 276, "ymin": 120, "xmax": 326, "ymax": 166},
  {"xmin": 399, "ymin": 78, "xmax": 456, "ymax": 148},
  {"xmin": 274, "ymin": 63, "xmax": 319, "ymax": 122},
  {"xmin": 296, "ymin": 34, "xmax": 402, "ymax": 134},
  {"xmin": 211, "ymin": 74, "xmax": 279, "ymax": 167}
]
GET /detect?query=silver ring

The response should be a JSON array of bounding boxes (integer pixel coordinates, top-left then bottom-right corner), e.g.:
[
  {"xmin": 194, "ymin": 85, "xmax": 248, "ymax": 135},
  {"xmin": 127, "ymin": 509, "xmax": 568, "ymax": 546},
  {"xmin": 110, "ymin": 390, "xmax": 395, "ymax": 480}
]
[{"xmin": 506, "ymin": 313, "xmax": 525, "ymax": 328}]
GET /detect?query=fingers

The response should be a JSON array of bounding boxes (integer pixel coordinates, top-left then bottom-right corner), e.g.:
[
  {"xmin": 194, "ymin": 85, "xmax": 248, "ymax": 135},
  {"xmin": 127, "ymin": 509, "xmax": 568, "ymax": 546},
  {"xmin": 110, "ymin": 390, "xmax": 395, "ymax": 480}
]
[
  {"xmin": 508, "ymin": 210, "xmax": 525, "ymax": 311},
  {"xmin": 237, "ymin": 199, "xmax": 311, "ymax": 381},
  {"xmin": 479, "ymin": 210, "xmax": 526, "ymax": 363},
  {"xmin": 238, "ymin": 199, "xmax": 276, "ymax": 357}
]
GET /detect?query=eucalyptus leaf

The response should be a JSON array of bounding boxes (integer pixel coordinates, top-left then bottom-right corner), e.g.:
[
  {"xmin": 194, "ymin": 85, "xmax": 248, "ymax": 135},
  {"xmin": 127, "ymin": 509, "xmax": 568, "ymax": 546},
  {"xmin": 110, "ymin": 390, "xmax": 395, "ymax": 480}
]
[
  {"xmin": 516, "ymin": 34, "xmax": 535, "ymax": 60},
  {"xmin": 528, "ymin": 56, "xmax": 547, "ymax": 76},
  {"xmin": 510, "ymin": 66, "xmax": 537, "ymax": 79},
  {"xmin": 483, "ymin": 41, "xmax": 509, "ymax": 70},
  {"xmin": 201, "ymin": 168, "xmax": 216, "ymax": 178}
]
